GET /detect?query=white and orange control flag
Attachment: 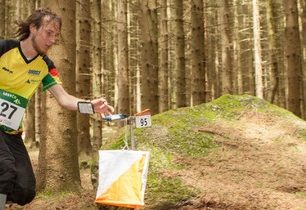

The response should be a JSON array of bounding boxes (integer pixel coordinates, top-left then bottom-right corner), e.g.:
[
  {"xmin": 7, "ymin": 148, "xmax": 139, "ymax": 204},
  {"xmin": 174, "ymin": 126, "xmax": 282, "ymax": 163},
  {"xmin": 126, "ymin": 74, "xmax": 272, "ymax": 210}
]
[{"xmin": 95, "ymin": 150, "xmax": 150, "ymax": 209}]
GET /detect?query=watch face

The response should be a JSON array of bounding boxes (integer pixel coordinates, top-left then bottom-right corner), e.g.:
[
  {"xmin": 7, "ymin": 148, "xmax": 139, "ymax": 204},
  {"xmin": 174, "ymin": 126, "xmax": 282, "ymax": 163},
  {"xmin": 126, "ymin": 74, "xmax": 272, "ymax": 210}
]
[{"xmin": 78, "ymin": 102, "xmax": 94, "ymax": 114}]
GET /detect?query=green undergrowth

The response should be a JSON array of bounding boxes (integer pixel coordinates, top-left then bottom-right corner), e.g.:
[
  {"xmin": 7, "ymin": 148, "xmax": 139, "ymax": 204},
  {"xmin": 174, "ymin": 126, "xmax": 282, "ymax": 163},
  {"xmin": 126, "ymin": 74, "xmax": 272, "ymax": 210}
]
[
  {"xmin": 104, "ymin": 94, "xmax": 306, "ymax": 209},
  {"xmin": 36, "ymin": 189, "xmax": 76, "ymax": 200},
  {"xmin": 299, "ymin": 130, "xmax": 306, "ymax": 141}
]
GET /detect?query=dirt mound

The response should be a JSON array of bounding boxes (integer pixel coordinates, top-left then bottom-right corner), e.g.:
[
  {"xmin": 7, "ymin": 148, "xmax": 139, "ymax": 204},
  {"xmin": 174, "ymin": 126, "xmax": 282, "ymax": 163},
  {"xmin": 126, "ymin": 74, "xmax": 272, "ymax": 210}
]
[
  {"xmin": 9, "ymin": 95, "xmax": 306, "ymax": 210},
  {"xmin": 159, "ymin": 109, "xmax": 306, "ymax": 209}
]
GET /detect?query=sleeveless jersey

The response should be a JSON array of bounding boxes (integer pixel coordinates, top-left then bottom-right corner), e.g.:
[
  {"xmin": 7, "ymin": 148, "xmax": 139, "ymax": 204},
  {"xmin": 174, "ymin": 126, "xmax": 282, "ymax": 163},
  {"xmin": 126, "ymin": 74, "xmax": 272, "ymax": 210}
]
[{"xmin": 0, "ymin": 39, "xmax": 61, "ymax": 134}]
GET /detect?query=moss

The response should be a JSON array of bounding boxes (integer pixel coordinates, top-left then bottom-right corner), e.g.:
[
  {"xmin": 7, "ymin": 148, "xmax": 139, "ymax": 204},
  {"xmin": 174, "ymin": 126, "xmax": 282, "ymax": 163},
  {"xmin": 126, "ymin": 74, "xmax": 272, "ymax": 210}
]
[
  {"xmin": 295, "ymin": 191, "xmax": 306, "ymax": 197},
  {"xmin": 36, "ymin": 190, "xmax": 75, "ymax": 199},
  {"xmin": 109, "ymin": 133, "xmax": 126, "ymax": 149},
  {"xmin": 298, "ymin": 130, "xmax": 306, "ymax": 141},
  {"xmin": 145, "ymin": 172, "xmax": 198, "ymax": 209}
]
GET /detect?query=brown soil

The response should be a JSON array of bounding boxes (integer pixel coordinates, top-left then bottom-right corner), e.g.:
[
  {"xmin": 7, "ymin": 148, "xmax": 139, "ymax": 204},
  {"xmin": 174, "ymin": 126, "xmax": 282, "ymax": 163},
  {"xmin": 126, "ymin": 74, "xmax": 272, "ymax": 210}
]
[
  {"xmin": 6, "ymin": 110, "xmax": 306, "ymax": 210},
  {"xmin": 167, "ymin": 111, "xmax": 306, "ymax": 210}
]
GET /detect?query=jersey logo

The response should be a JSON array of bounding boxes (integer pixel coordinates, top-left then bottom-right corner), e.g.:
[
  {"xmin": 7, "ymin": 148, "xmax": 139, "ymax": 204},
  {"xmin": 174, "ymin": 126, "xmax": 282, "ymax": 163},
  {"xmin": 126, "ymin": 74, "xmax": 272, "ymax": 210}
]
[
  {"xmin": 1, "ymin": 67, "xmax": 13, "ymax": 74},
  {"xmin": 28, "ymin": 69, "xmax": 41, "ymax": 75},
  {"xmin": 26, "ymin": 79, "xmax": 40, "ymax": 84},
  {"xmin": 3, "ymin": 91, "xmax": 17, "ymax": 100},
  {"xmin": 14, "ymin": 98, "xmax": 21, "ymax": 105}
]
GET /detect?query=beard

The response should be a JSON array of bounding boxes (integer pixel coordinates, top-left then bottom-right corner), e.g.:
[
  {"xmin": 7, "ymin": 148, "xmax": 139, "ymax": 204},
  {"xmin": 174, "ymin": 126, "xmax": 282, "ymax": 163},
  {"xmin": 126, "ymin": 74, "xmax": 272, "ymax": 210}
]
[{"xmin": 31, "ymin": 35, "xmax": 45, "ymax": 55}]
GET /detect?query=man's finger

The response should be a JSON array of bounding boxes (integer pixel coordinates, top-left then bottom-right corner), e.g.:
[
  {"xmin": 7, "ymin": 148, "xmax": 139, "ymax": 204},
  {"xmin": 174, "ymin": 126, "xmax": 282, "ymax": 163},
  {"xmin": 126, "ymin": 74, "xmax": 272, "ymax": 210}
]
[{"xmin": 107, "ymin": 105, "xmax": 114, "ymax": 113}]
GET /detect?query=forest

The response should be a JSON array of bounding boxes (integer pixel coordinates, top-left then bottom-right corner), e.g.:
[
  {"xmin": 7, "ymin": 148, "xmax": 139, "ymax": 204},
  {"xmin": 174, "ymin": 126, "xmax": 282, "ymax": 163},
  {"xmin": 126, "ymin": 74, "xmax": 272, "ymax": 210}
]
[{"xmin": 1, "ymin": 0, "xmax": 306, "ymax": 209}]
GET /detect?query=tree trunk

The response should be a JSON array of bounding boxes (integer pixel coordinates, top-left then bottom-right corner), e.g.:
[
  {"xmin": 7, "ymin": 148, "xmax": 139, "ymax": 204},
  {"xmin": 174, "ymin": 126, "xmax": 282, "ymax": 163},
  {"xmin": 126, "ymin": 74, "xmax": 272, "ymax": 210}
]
[
  {"xmin": 173, "ymin": 0, "xmax": 186, "ymax": 108},
  {"xmin": 266, "ymin": 0, "xmax": 280, "ymax": 103},
  {"xmin": 138, "ymin": 0, "xmax": 159, "ymax": 114},
  {"xmin": 301, "ymin": 0, "xmax": 306, "ymax": 118},
  {"xmin": 128, "ymin": 0, "xmax": 141, "ymax": 113},
  {"xmin": 34, "ymin": 89, "xmax": 42, "ymax": 147},
  {"xmin": 37, "ymin": 1, "xmax": 81, "ymax": 192},
  {"xmin": 206, "ymin": 8, "xmax": 218, "ymax": 99},
  {"xmin": 219, "ymin": 0, "xmax": 233, "ymax": 94},
  {"xmin": 101, "ymin": 0, "xmax": 115, "ymax": 107},
  {"xmin": 190, "ymin": 0, "xmax": 206, "ymax": 105},
  {"xmin": 89, "ymin": 0, "xmax": 103, "ymax": 190},
  {"xmin": 284, "ymin": 0, "xmax": 302, "ymax": 116},
  {"xmin": 19, "ymin": 0, "xmax": 35, "ymax": 20},
  {"xmin": 117, "ymin": 0, "xmax": 130, "ymax": 115},
  {"xmin": 252, "ymin": 0, "xmax": 264, "ymax": 99},
  {"xmin": 24, "ymin": 99, "xmax": 35, "ymax": 147},
  {"xmin": 158, "ymin": 0, "xmax": 169, "ymax": 112},
  {"xmin": 0, "ymin": 0, "xmax": 5, "ymax": 39},
  {"xmin": 233, "ymin": 0, "xmax": 241, "ymax": 95},
  {"xmin": 242, "ymin": 3, "xmax": 254, "ymax": 95},
  {"xmin": 5, "ymin": 0, "xmax": 18, "ymax": 38},
  {"xmin": 76, "ymin": 0, "xmax": 92, "ymax": 157}
]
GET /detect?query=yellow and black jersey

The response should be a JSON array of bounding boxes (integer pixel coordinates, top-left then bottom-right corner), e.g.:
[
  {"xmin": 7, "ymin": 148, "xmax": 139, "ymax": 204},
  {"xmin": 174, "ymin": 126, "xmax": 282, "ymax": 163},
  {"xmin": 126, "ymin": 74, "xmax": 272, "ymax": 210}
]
[{"xmin": 0, "ymin": 39, "xmax": 62, "ymax": 133}]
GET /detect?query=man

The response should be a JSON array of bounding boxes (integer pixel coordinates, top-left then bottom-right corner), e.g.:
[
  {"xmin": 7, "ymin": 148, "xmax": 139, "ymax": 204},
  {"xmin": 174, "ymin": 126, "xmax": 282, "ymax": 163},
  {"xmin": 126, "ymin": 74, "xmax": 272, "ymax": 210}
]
[{"xmin": 0, "ymin": 8, "xmax": 113, "ymax": 209}]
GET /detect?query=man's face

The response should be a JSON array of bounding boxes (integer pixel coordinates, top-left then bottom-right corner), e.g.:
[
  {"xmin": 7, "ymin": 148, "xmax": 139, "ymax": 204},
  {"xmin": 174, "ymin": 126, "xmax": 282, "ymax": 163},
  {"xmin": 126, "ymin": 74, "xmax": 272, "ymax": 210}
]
[{"xmin": 30, "ymin": 16, "xmax": 60, "ymax": 55}]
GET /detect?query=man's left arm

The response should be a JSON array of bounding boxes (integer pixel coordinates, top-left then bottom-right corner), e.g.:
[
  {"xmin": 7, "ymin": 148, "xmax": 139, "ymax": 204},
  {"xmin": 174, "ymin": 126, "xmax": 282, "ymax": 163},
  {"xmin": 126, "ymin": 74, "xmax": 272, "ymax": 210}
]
[{"xmin": 48, "ymin": 84, "xmax": 114, "ymax": 115}]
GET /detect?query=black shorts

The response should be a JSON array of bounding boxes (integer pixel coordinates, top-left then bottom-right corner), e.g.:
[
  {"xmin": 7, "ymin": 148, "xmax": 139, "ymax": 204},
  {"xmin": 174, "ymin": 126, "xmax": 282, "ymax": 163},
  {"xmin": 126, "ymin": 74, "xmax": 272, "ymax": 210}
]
[{"xmin": 0, "ymin": 131, "xmax": 36, "ymax": 205}]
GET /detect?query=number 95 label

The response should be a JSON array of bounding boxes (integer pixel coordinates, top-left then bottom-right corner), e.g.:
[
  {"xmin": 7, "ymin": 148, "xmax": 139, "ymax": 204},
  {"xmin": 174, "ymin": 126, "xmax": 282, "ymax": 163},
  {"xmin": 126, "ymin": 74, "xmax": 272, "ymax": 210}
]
[{"xmin": 135, "ymin": 115, "xmax": 151, "ymax": 128}]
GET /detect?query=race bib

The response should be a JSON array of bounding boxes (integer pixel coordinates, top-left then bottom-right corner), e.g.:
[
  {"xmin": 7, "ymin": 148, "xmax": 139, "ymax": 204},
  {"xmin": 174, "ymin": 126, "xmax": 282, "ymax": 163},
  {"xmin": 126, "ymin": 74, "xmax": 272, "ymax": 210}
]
[{"xmin": 0, "ymin": 90, "xmax": 28, "ymax": 130}]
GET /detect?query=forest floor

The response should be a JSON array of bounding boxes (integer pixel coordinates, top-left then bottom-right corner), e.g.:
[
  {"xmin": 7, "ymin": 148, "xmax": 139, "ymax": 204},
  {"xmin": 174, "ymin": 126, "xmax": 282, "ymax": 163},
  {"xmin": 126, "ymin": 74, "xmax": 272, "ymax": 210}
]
[
  {"xmin": 167, "ymin": 113, "xmax": 306, "ymax": 210},
  {"xmin": 6, "ymin": 95, "xmax": 306, "ymax": 210}
]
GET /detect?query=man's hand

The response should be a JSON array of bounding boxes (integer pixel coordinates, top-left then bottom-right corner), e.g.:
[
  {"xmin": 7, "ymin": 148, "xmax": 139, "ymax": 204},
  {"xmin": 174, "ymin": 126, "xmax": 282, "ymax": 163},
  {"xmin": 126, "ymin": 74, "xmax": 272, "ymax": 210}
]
[{"xmin": 91, "ymin": 98, "xmax": 114, "ymax": 117}]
